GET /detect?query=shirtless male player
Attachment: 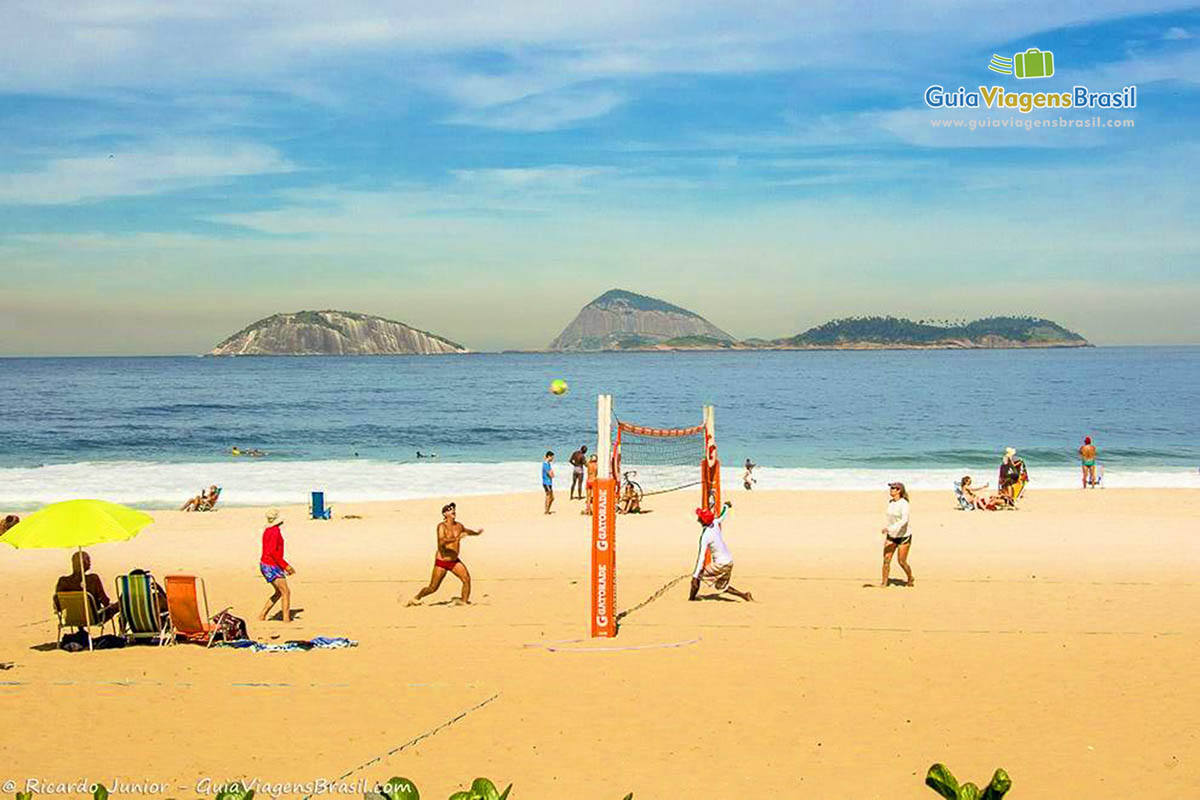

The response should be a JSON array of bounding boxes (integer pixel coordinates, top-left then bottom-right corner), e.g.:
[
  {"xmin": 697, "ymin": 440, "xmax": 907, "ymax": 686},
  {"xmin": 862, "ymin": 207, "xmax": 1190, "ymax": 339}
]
[{"xmin": 407, "ymin": 502, "xmax": 483, "ymax": 606}]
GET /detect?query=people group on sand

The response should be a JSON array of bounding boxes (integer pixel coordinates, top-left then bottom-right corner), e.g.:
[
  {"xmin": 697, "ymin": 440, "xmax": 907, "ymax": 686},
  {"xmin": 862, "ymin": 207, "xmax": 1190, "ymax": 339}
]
[{"xmin": 408, "ymin": 502, "xmax": 483, "ymax": 606}]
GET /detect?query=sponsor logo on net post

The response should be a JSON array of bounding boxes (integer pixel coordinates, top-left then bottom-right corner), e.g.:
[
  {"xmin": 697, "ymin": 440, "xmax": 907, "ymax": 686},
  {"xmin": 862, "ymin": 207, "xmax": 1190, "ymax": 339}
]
[
  {"xmin": 924, "ymin": 46, "xmax": 1136, "ymax": 128},
  {"xmin": 594, "ymin": 484, "xmax": 610, "ymax": 629}
]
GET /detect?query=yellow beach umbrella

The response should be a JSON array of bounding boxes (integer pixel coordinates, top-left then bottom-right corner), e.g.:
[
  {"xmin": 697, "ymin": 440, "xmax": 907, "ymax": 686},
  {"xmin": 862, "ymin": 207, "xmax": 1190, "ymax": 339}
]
[{"xmin": 2, "ymin": 499, "xmax": 154, "ymax": 550}]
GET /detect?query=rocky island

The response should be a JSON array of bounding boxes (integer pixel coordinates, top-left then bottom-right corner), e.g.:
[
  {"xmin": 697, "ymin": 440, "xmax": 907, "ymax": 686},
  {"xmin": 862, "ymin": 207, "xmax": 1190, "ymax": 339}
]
[
  {"xmin": 208, "ymin": 310, "xmax": 468, "ymax": 356},
  {"xmin": 547, "ymin": 289, "xmax": 1089, "ymax": 351},
  {"xmin": 771, "ymin": 316, "xmax": 1089, "ymax": 349},
  {"xmin": 548, "ymin": 289, "xmax": 734, "ymax": 351}
]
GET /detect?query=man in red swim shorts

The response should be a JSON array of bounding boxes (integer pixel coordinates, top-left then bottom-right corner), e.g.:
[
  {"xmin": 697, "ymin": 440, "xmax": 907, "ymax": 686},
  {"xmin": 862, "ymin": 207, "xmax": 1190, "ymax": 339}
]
[{"xmin": 407, "ymin": 502, "xmax": 484, "ymax": 606}]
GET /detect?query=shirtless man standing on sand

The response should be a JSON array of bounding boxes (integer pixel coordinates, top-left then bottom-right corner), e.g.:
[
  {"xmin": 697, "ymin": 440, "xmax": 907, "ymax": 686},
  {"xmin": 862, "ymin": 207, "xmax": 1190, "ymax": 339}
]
[
  {"xmin": 407, "ymin": 502, "xmax": 483, "ymax": 606},
  {"xmin": 1079, "ymin": 436, "xmax": 1098, "ymax": 488}
]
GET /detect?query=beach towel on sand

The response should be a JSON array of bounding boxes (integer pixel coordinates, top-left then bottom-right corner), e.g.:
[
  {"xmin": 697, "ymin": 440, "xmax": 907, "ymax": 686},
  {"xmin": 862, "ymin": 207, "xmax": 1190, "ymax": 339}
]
[{"xmin": 217, "ymin": 636, "xmax": 357, "ymax": 653}]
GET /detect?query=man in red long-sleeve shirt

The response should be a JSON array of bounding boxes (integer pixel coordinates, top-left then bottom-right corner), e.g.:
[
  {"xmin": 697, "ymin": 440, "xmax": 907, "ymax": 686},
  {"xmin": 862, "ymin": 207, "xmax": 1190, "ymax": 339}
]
[{"xmin": 259, "ymin": 509, "xmax": 296, "ymax": 622}]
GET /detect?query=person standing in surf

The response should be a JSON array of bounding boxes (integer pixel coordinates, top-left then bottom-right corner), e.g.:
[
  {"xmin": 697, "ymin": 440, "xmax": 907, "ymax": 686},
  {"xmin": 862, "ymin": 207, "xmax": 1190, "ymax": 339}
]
[{"xmin": 1079, "ymin": 436, "xmax": 1098, "ymax": 488}]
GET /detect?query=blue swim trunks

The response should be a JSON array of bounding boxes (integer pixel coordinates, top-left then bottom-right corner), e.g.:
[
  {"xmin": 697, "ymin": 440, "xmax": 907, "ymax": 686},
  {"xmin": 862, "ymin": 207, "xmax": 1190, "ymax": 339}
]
[{"xmin": 259, "ymin": 562, "xmax": 287, "ymax": 583}]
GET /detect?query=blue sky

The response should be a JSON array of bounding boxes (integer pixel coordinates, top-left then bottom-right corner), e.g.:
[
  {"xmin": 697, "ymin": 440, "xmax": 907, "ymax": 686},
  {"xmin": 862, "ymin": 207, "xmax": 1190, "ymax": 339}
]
[{"xmin": 0, "ymin": 2, "xmax": 1197, "ymax": 353}]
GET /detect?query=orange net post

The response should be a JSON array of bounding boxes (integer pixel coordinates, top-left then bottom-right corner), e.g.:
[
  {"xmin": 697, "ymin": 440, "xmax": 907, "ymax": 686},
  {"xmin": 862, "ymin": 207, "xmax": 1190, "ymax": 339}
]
[{"xmin": 590, "ymin": 477, "xmax": 617, "ymax": 638}]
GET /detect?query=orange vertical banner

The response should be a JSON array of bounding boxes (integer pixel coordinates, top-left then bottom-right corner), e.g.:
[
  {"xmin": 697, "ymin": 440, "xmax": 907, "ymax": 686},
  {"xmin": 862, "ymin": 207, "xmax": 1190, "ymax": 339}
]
[{"xmin": 591, "ymin": 476, "xmax": 617, "ymax": 637}]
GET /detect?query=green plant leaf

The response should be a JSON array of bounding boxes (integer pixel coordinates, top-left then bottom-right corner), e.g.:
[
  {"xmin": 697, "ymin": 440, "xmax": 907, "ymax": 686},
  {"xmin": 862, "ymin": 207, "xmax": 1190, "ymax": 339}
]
[
  {"xmin": 468, "ymin": 779, "xmax": 498, "ymax": 800},
  {"xmin": 622, "ymin": 795, "xmax": 633, "ymax": 800},
  {"xmin": 448, "ymin": 793, "xmax": 472, "ymax": 800},
  {"xmin": 981, "ymin": 769, "xmax": 1012, "ymax": 800},
  {"xmin": 924, "ymin": 764, "xmax": 960, "ymax": 799},
  {"xmin": 958, "ymin": 783, "xmax": 981, "ymax": 800},
  {"xmin": 16, "ymin": 792, "xmax": 33, "ymax": 800},
  {"xmin": 92, "ymin": 786, "xmax": 109, "ymax": 800},
  {"xmin": 497, "ymin": 786, "xmax": 512, "ymax": 800},
  {"xmin": 214, "ymin": 781, "xmax": 254, "ymax": 800}
]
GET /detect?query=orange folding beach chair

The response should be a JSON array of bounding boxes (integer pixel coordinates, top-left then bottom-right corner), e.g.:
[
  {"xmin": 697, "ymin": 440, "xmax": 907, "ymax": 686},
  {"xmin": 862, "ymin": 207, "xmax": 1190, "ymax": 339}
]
[{"xmin": 165, "ymin": 575, "xmax": 228, "ymax": 647}]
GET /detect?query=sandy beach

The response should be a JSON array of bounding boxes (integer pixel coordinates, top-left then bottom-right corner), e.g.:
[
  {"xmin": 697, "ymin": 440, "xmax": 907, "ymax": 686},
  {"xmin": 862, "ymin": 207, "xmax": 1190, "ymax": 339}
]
[{"xmin": 2, "ymin": 487, "xmax": 1197, "ymax": 798}]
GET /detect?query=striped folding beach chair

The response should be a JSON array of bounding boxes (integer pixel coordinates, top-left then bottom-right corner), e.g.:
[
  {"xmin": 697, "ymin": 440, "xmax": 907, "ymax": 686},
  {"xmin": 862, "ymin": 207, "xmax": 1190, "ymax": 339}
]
[{"xmin": 115, "ymin": 572, "xmax": 172, "ymax": 646}]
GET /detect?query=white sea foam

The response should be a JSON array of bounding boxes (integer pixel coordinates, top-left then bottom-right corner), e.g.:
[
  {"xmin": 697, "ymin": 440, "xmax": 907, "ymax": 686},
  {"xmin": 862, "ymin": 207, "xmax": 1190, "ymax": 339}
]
[{"xmin": 0, "ymin": 460, "xmax": 1195, "ymax": 510}]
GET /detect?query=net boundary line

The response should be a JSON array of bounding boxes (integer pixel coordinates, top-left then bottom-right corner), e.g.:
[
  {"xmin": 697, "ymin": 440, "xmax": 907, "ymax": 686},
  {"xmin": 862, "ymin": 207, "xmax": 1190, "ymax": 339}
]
[
  {"xmin": 303, "ymin": 691, "xmax": 502, "ymax": 799},
  {"xmin": 615, "ymin": 573, "xmax": 690, "ymax": 627}
]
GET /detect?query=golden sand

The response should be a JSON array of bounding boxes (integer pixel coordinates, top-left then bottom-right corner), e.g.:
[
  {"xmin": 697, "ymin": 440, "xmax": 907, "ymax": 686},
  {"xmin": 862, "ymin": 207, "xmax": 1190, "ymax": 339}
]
[{"xmin": 2, "ymin": 488, "xmax": 1197, "ymax": 798}]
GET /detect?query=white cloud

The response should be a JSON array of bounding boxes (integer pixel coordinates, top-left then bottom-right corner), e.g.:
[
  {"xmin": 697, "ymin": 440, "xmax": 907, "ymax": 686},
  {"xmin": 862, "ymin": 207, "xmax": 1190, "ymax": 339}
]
[
  {"xmin": 1163, "ymin": 26, "xmax": 1192, "ymax": 40},
  {"xmin": 446, "ymin": 88, "xmax": 624, "ymax": 130},
  {"xmin": 0, "ymin": 141, "xmax": 295, "ymax": 205}
]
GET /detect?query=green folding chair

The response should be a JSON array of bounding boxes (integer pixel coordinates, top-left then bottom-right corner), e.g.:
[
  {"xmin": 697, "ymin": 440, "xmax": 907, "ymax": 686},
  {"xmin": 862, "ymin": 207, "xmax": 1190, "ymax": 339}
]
[{"xmin": 115, "ymin": 572, "xmax": 173, "ymax": 646}]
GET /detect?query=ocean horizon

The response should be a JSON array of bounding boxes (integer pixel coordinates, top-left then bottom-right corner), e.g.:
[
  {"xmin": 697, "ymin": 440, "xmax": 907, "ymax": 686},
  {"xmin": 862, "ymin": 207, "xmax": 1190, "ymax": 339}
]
[{"xmin": 2, "ymin": 346, "xmax": 1197, "ymax": 508}]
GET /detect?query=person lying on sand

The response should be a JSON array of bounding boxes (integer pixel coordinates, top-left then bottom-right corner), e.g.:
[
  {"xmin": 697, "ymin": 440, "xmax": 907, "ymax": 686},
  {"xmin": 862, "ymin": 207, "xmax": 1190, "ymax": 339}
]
[
  {"xmin": 408, "ymin": 502, "xmax": 483, "ymax": 606},
  {"xmin": 689, "ymin": 502, "xmax": 752, "ymax": 602}
]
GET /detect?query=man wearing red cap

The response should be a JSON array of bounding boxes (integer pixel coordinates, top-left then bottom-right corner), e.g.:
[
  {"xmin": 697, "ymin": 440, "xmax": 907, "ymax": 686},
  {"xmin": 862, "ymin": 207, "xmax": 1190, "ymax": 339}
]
[
  {"xmin": 1079, "ymin": 436, "xmax": 1098, "ymax": 488},
  {"xmin": 689, "ymin": 501, "xmax": 753, "ymax": 602}
]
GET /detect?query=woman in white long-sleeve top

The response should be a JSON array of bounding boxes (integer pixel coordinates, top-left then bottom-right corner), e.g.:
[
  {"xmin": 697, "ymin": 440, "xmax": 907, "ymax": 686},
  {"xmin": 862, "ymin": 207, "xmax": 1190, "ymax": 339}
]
[{"xmin": 880, "ymin": 482, "xmax": 914, "ymax": 587}]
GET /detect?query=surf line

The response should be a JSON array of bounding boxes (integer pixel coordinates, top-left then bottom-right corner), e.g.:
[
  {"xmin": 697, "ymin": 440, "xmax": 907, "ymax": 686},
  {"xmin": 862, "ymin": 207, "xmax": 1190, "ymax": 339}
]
[{"xmin": 305, "ymin": 692, "xmax": 502, "ymax": 799}]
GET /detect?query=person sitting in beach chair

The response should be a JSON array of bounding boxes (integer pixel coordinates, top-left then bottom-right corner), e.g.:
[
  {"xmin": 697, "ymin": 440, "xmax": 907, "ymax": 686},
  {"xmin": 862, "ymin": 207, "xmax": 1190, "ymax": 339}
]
[
  {"xmin": 55, "ymin": 551, "xmax": 120, "ymax": 628},
  {"xmin": 197, "ymin": 485, "xmax": 221, "ymax": 512},
  {"xmin": 619, "ymin": 479, "xmax": 642, "ymax": 514},
  {"xmin": 181, "ymin": 487, "xmax": 208, "ymax": 512},
  {"xmin": 115, "ymin": 569, "xmax": 171, "ymax": 645},
  {"xmin": 956, "ymin": 476, "xmax": 1007, "ymax": 510},
  {"xmin": 0, "ymin": 514, "xmax": 18, "ymax": 536}
]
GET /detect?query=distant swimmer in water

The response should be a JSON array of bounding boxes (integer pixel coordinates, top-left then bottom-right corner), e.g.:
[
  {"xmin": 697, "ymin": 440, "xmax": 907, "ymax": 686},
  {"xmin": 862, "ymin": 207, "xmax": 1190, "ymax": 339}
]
[
  {"xmin": 417, "ymin": 451, "xmax": 438, "ymax": 459},
  {"xmin": 232, "ymin": 446, "xmax": 267, "ymax": 457}
]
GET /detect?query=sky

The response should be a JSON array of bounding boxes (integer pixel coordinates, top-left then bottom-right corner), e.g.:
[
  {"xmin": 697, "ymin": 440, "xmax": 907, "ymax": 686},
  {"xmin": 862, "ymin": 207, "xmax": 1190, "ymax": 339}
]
[{"xmin": 0, "ymin": 1, "xmax": 1197, "ymax": 354}]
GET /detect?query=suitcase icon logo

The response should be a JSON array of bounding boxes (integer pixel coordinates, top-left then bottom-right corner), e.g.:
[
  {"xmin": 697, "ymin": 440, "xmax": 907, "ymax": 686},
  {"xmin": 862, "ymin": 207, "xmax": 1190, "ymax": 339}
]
[
  {"xmin": 988, "ymin": 48, "xmax": 1055, "ymax": 79},
  {"xmin": 1014, "ymin": 48, "xmax": 1054, "ymax": 79}
]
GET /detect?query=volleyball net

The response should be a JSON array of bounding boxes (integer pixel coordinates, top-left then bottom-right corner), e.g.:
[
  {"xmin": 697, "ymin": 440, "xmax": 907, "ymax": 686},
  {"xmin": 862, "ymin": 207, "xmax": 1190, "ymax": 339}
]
[{"xmin": 591, "ymin": 395, "xmax": 721, "ymax": 637}]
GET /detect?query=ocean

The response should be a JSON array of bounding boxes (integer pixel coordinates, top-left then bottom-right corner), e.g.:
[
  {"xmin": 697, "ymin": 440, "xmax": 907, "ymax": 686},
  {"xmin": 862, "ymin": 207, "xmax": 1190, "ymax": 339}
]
[{"xmin": 1, "ymin": 347, "xmax": 1197, "ymax": 509}]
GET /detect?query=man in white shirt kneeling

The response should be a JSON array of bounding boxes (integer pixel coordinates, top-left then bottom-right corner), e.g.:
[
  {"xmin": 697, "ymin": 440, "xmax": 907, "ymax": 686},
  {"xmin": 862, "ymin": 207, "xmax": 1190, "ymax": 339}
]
[{"xmin": 689, "ymin": 501, "xmax": 754, "ymax": 602}]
